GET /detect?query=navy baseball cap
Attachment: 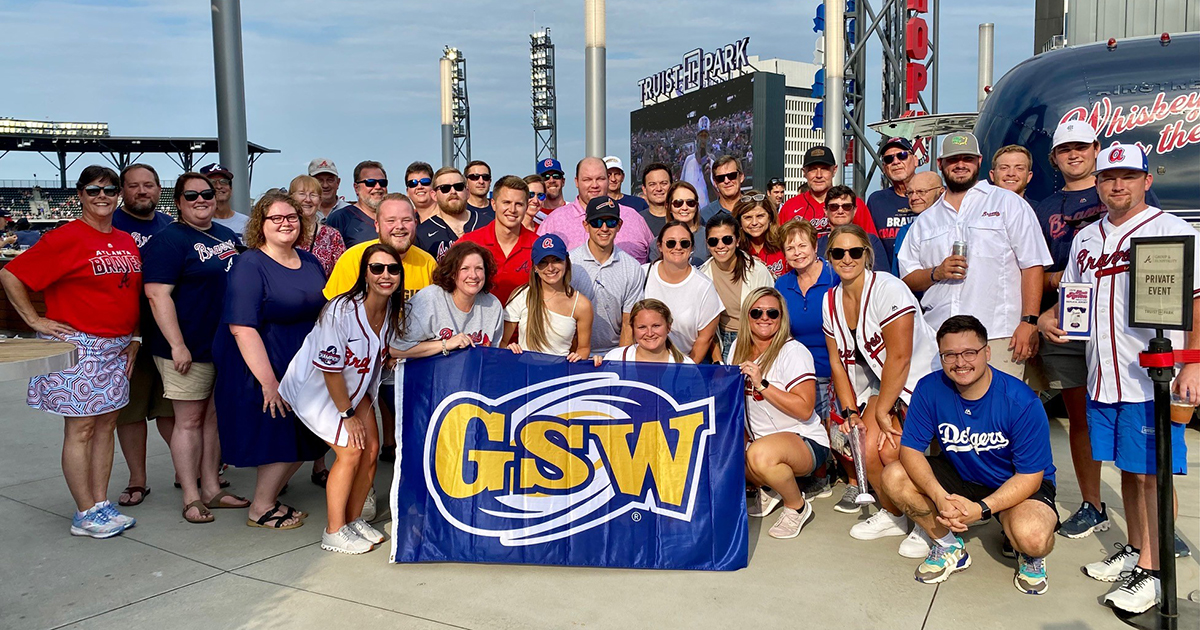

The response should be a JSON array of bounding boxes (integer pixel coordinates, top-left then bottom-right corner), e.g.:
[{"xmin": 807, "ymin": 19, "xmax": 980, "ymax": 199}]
[
  {"xmin": 585, "ymin": 195, "xmax": 620, "ymax": 222},
  {"xmin": 200, "ymin": 163, "xmax": 233, "ymax": 180},
  {"xmin": 880, "ymin": 137, "xmax": 914, "ymax": 153},
  {"xmin": 536, "ymin": 158, "xmax": 564, "ymax": 176},
  {"xmin": 532, "ymin": 233, "xmax": 568, "ymax": 265}
]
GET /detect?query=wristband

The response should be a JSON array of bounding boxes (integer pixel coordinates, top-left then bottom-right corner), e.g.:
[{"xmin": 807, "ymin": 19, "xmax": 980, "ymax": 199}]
[
  {"xmin": 930, "ymin": 267, "xmax": 937, "ymax": 283},
  {"xmin": 339, "ymin": 407, "xmax": 354, "ymax": 419},
  {"xmin": 131, "ymin": 336, "xmax": 143, "ymax": 344}
]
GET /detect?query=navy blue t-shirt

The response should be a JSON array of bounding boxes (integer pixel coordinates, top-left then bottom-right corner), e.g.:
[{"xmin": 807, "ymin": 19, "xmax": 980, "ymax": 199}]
[
  {"xmin": 616, "ymin": 194, "xmax": 649, "ymax": 213},
  {"xmin": 140, "ymin": 222, "xmax": 241, "ymax": 362},
  {"xmin": 866, "ymin": 187, "xmax": 914, "ymax": 260},
  {"xmin": 325, "ymin": 204, "xmax": 378, "ymax": 248},
  {"xmin": 901, "ymin": 369, "xmax": 1056, "ymax": 488},
  {"xmin": 466, "ymin": 202, "xmax": 496, "ymax": 225},
  {"xmin": 112, "ymin": 208, "xmax": 174, "ymax": 249},
  {"xmin": 416, "ymin": 209, "xmax": 489, "ymax": 261},
  {"xmin": 1034, "ymin": 186, "xmax": 1162, "ymax": 274}
]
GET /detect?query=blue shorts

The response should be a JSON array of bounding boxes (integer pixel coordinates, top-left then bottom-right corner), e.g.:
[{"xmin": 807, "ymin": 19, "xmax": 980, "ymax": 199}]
[
  {"xmin": 1086, "ymin": 399, "xmax": 1187, "ymax": 476},
  {"xmin": 802, "ymin": 436, "xmax": 831, "ymax": 471}
]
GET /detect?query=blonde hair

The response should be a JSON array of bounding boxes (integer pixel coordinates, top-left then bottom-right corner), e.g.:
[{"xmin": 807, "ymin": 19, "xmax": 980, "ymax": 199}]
[
  {"xmin": 629, "ymin": 299, "xmax": 685, "ymax": 363},
  {"xmin": 730, "ymin": 287, "xmax": 792, "ymax": 375},
  {"xmin": 780, "ymin": 217, "xmax": 818, "ymax": 249},
  {"xmin": 825, "ymin": 224, "xmax": 876, "ymax": 271},
  {"xmin": 288, "ymin": 174, "xmax": 321, "ymax": 197},
  {"xmin": 513, "ymin": 256, "xmax": 574, "ymax": 353}
]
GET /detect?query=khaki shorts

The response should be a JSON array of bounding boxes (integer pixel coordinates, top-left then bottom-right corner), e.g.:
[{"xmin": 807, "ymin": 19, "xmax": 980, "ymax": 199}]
[
  {"xmin": 153, "ymin": 356, "xmax": 216, "ymax": 401},
  {"xmin": 987, "ymin": 337, "xmax": 1026, "ymax": 380},
  {"xmin": 117, "ymin": 350, "xmax": 176, "ymax": 425}
]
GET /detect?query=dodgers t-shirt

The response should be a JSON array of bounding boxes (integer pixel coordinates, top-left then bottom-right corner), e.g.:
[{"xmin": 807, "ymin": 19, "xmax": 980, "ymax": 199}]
[
  {"xmin": 112, "ymin": 208, "xmax": 174, "ymax": 249},
  {"xmin": 866, "ymin": 187, "xmax": 914, "ymax": 260},
  {"xmin": 901, "ymin": 369, "xmax": 1056, "ymax": 488},
  {"xmin": 325, "ymin": 205, "xmax": 378, "ymax": 248},
  {"xmin": 140, "ymin": 222, "xmax": 241, "ymax": 362}
]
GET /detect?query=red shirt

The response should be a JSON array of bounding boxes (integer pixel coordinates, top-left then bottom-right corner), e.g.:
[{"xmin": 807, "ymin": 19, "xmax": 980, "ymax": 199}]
[
  {"xmin": 5, "ymin": 220, "xmax": 142, "ymax": 336},
  {"xmin": 748, "ymin": 244, "xmax": 788, "ymax": 278},
  {"xmin": 459, "ymin": 223, "xmax": 539, "ymax": 306},
  {"xmin": 778, "ymin": 192, "xmax": 878, "ymax": 237}
]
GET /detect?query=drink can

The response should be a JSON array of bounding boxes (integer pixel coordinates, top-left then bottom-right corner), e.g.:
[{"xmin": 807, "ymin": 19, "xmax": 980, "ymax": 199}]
[{"xmin": 952, "ymin": 241, "xmax": 968, "ymax": 257}]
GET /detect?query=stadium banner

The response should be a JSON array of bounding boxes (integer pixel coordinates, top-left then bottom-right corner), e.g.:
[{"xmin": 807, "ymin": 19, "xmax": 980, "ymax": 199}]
[{"xmin": 390, "ymin": 347, "xmax": 748, "ymax": 571}]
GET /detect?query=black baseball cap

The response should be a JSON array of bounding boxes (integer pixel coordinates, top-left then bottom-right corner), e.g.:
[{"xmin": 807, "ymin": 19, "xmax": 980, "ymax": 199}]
[
  {"xmin": 880, "ymin": 137, "xmax": 914, "ymax": 153},
  {"xmin": 585, "ymin": 195, "xmax": 620, "ymax": 222},
  {"xmin": 803, "ymin": 146, "xmax": 836, "ymax": 168}
]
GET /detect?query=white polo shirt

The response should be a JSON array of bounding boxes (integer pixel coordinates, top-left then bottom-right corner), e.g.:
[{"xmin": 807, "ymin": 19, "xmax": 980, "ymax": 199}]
[{"xmin": 898, "ymin": 180, "xmax": 1051, "ymax": 338}]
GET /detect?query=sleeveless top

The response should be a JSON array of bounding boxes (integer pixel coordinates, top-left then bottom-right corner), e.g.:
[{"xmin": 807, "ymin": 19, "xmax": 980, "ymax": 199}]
[{"xmin": 504, "ymin": 290, "xmax": 580, "ymax": 357}]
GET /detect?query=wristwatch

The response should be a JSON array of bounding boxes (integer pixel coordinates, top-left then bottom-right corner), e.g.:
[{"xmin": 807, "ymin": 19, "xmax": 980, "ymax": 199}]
[
  {"xmin": 840, "ymin": 405, "xmax": 859, "ymax": 419},
  {"xmin": 339, "ymin": 407, "xmax": 355, "ymax": 419},
  {"xmin": 977, "ymin": 500, "xmax": 992, "ymax": 521},
  {"xmin": 1020, "ymin": 315, "xmax": 1038, "ymax": 326},
  {"xmin": 756, "ymin": 378, "xmax": 769, "ymax": 393}
]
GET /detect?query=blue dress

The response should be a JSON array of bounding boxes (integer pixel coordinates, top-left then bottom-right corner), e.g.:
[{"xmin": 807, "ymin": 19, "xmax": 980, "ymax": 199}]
[{"xmin": 213, "ymin": 249, "xmax": 329, "ymax": 467}]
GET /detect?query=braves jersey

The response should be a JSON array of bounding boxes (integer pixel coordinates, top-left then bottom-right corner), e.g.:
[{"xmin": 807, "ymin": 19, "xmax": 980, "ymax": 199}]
[{"xmin": 1062, "ymin": 206, "xmax": 1200, "ymax": 404}]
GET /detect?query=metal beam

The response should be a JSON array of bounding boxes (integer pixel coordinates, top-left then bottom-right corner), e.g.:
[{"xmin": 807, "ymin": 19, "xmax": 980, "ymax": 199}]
[{"xmin": 211, "ymin": 0, "xmax": 251, "ymax": 212}]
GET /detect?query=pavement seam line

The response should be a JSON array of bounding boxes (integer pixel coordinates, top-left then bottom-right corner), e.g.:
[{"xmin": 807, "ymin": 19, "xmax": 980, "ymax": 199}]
[
  {"xmin": 920, "ymin": 583, "xmax": 939, "ymax": 629},
  {"xmin": 46, "ymin": 573, "xmax": 224, "ymax": 630}
]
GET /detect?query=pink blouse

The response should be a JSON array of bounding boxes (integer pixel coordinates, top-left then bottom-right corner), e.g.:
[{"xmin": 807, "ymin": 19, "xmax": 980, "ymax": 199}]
[{"xmin": 303, "ymin": 225, "xmax": 345, "ymax": 277}]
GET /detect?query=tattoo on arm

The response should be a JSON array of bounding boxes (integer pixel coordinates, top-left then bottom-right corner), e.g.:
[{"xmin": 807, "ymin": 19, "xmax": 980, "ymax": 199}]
[{"xmin": 904, "ymin": 506, "xmax": 933, "ymax": 519}]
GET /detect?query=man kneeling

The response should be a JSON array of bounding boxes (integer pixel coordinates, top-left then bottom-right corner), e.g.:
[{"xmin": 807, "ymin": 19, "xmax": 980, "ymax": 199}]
[{"xmin": 881, "ymin": 315, "xmax": 1058, "ymax": 595}]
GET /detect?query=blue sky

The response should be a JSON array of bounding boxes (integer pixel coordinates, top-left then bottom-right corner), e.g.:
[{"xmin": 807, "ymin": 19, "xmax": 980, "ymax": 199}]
[{"xmin": 0, "ymin": 0, "xmax": 1035, "ymax": 200}]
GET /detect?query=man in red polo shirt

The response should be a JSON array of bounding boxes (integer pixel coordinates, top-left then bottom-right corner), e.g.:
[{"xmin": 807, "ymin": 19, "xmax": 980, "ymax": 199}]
[
  {"xmin": 779, "ymin": 146, "xmax": 878, "ymax": 238},
  {"xmin": 460, "ymin": 175, "xmax": 539, "ymax": 306}
]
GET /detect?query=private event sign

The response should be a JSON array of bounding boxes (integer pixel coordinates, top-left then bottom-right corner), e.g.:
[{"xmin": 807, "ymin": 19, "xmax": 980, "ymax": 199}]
[
  {"xmin": 390, "ymin": 348, "xmax": 749, "ymax": 571},
  {"xmin": 1128, "ymin": 235, "xmax": 1195, "ymax": 330}
]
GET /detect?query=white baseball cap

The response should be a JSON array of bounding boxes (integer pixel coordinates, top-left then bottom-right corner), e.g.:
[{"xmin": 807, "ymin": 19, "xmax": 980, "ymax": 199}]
[
  {"xmin": 308, "ymin": 158, "xmax": 338, "ymax": 177},
  {"xmin": 1095, "ymin": 143, "xmax": 1148, "ymax": 174},
  {"xmin": 1052, "ymin": 121, "xmax": 1097, "ymax": 149},
  {"xmin": 603, "ymin": 156, "xmax": 624, "ymax": 172},
  {"xmin": 698, "ymin": 115, "xmax": 711, "ymax": 132}
]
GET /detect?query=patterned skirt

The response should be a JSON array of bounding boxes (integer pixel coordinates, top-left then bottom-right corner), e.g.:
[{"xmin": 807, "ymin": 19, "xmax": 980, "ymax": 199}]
[{"xmin": 28, "ymin": 332, "xmax": 132, "ymax": 417}]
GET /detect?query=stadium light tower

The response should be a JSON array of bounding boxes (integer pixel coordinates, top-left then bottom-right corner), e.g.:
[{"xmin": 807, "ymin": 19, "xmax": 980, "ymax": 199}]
[
  {"xmin": 443, "ymin": 46, "xmax": 471, "ymax": 168},
  {"xmin": 531, "ymin": 28, "xmax": 558, "ymax": 162}
]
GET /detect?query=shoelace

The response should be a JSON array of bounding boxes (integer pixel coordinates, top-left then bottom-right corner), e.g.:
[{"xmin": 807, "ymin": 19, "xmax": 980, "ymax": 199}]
[
  {"xmin": 1106, "ymin": 543, "xmax": 1137, "ymax": 565},
  {"xmin": 775, "ymin": 510, "xmax": 802, "ymax": 529},
  {"xmin": 1020, "ymin": 554, "xmax": 1045, "ymax": 576},
  {"xmin": 89, "ymin": 508, "xmax": 114, "ymax": 525},
  {"xmin": 841, "ymin": 485, "xmax": 858, "ymax": 502},
  {"xmin": 1116, "ymin": 569, "xmax": 1153, "ymax": 593}
]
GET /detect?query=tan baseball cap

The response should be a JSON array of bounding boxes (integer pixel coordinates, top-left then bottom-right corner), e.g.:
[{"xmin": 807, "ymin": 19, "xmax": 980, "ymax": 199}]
[
  {"xmin": 940, "ymin": 133, "xmax": 981, "ymax": 158},
  {"xmin": 308, "ymin": 158, "xmax": 338, "ymax": 177}
]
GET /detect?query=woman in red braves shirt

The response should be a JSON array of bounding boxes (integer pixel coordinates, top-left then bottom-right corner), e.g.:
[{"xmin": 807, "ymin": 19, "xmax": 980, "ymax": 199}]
[
  {"xmin": 0, "ymin": 165, "xmax": 142, "ymax": 539},
  {"xmin": 734, "ymin": 192, "xmax": 787, "ymax": 279}
]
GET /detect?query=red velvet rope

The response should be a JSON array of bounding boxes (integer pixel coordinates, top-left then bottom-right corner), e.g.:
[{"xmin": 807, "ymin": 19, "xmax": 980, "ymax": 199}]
[{"xmin": 1139, "ymin": 349, "xmax": 1200, "ymax": 368}]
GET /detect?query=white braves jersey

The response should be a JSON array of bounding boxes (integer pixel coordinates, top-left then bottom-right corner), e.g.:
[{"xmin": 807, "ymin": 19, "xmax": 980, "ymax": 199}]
[
  {"xmin": 728, "ymin": 338, "xmax": 826, "ymax": 447},
  {"xmin": 280, "ymin": 296, "xmax": 389, "ymax": 447},
  {"xmin": 898, "ymin": 180, "xmax": 1052, "ymax": 338},
  {"xmin": 680, "ymin": 154, "xmax": 712, "ymax": 208},
  {"xmin": 822, "ymin": 270, "xmax": 941, "ymax": 405},
  {"xmin": 1062, "ymin": 207, "xmax": 1200, "ymax": 404}
]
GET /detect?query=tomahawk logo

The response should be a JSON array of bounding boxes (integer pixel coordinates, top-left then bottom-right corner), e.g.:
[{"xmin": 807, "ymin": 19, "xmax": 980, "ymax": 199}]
[{"xmin": 424, "ymin": 372, "xmax": 715, "ymax": 546}]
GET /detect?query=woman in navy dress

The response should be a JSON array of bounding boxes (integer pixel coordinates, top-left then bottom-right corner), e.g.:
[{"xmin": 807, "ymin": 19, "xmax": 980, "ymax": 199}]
[{"xmin": 213, "ymin": 191, "xmax": 328, "ymax": 529}]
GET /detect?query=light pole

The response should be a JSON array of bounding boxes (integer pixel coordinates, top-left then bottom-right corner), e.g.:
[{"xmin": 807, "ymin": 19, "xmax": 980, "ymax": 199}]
[
  {"xmin": 584, "ymin": 0, "xmax": 606, "ymax": 158},
  {"xmin": 210, "ymin": 0, "xmax": 250, "ymax": 213}
]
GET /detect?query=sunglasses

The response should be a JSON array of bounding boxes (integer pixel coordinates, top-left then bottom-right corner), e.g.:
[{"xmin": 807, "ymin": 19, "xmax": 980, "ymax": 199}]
[
  {"xmin": 748, "ymin": 308, "xmax": 781, "ymax": 320},
  {"xmin": 829, "ymin": 246, "xmax": 867, "ymax": 260},
  {"xmin": 367, "ymin": 262, "xmax": 402, "ymax": 275},
  {"xmin": 405, "ymin": 177, "xmax": 432, "ymax": 188},
  {"xmin": 84, "ymin": 185, "xmax": 119, "ymax": 197},
  {"xmin": 827, "ymin": 202, "xmax": 855, "ymax": 212},
  {"xmin": 529, "ymin": 191, "xmax": 547, "ymax": 201},
  {"xmin": 356, "ymin": 178, "xmax": 388, "ymax": 188},
  {"xmin": 466, "ymin": 173, "xmax": 492, "ymax": 182},
  {"xmin": 671, "ymin": 198, "xmax": 698, "ymax": 209},
  {"xmin": 435, "ymin": 182, "xmax": 467, "ymax": 194},
  {"xmin": 544, "ymin": 172, "xmax": 565, "ymax": 180},
  {"xmin": 712, "ymin": 171, "xmax": 741, "ymax": 183},
  {"xmin": 882, "ymin": 151, "xmax": 910, "ymax": 164},
  {"xmin": 664, "ymin": 238, "xmax": 692, "ymax": 250},
  {"xmin": 588, "ymin": 217, "xmax": 619, "ymax": 229},
  {"xmin": 768, "ymin": 178, "xmax": 784, "ymax": 186},
  {"xmin": 740, "ymin": 193, "xmax": 766, "ymax": 203},
  {"xmin": 182, "ymin": 189, "xmax": 216, "ymax": 202},
  {"xmin": 707, "ymin": 235, "xmax": 736, "ymax": 247},
  {"xmin": 264, "ymin": 214, "xmax": 300, "ymax": 225}
]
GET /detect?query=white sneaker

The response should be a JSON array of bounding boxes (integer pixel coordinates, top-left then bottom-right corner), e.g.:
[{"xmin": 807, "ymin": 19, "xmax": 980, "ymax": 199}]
[
  {"xmin": 748, "ymin": 488, "xmax": 782, "ymax": 518},
  {"xmin": 361, "ymin": 488, "xmax": 377, "ymax": 522},
  {"xmin": 349, "ymin": 517, "xmax": 386, "ymax": 544},
  {"xmin": 321, "ymin": 525, "xmax": 374, "ymax": 555},
  {"xmin": 1084, "ymin": 543, "xmax": 1140, "ymax": 582},
  {"xmin": 768, "ymin": 502, "xmax": 814, "ymax": 539},
  {"xmin": 1104, "ymin": 567, "xmax": 1160, "ymax": 614},
  {"xmin": 850, "ymin": 510, "xmax": 909, "ymax": 540},
  {"xmin": 899, "ymin": 526, "xmax": 933, "ymax": 558}
]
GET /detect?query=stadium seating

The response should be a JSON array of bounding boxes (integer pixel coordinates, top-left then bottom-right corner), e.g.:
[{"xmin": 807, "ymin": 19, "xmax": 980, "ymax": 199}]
[{"xmin": 0, "ymin": 187, "xmax": 177, "ymax": 220}]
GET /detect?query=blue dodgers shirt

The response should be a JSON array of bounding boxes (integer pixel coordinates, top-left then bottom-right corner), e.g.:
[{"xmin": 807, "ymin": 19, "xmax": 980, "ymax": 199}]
[{"xmin": 901, "ymin": 369, "xmax": 1056, "ymax": 488}]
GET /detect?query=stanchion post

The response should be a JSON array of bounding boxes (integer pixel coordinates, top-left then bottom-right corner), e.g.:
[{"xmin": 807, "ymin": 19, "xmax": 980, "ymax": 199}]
[{"xmin": 1145, "ymin": 334, "xmax": 1178, "ymax": 630}]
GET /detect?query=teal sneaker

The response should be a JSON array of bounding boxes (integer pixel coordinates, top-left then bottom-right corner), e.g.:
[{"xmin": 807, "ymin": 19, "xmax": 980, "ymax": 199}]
[
  {"xmin": 1014, "ymin": 552, "xmax": 1048, "ymax": 595},
  {"xmin": 915, "ymin": 536, "xmax": 971, "ymax": 584}
]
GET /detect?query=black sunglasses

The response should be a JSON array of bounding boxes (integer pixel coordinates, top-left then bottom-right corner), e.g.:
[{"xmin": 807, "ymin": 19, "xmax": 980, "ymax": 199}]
[
  {"xmin": 707, "ymin": 235, "xmax": 736, "ymax": 247},
  {"xmin": 84, "ymin": 185, "xmax": 119, "ymax": 197},
  {"xmin": 466, "ymin": 173, "xmax": 492, "ymax": 182},
  {"xmin": 826, "ymin": 202, "xmax": 855, "ymax": 212},
  {"xmin": 529, "ymin": 192, "xmax": 547, "ymax": 201},
  {"xmin": 748, "ymin": 308, "xmax": 781, "ymax": 320},
  {"xmin": 671, "ymin": 198, "xmax": 698, "ymax": 209},
  {"xmin": 829, "ymin": 246, "xmax": 867, "ymax": 260},
  {"xmin": 182, "ymin": 189, "xmax": 216, "ymax": 202},
  {"xmin": 544, "ymin": 172, "xmax": 565, "ymax": 180},
  {"xmin": 712, "ymin": 171, "xmax": 741, "ymax": 183},
  {"xmin": 356, "ymin": 178, "xmax": 388, "ymax": 188},
  {"xmin": 588, "ymin": 217, "xmax": 619, "ymax": 229},
  {"xmin": 768, "ymin": 178, "xmax": 784, "ymax": 186},
  {"xmin": 435, "ymin": 182, "xmax": 467, "ymax": 194},
  {"xmin": 405, "ymin": 177, "xmax": 432, "ymax": 188},
  {"xmin": 664, "ymin": 238, "xmax": 692, "ymax": 250},
  {"xmin": 367, "ymin": 262, "xmax": 402, "ymax": 275},
  {"xmin": 882, "ymin": 151, "xmax": 911, "ymax": 165}
]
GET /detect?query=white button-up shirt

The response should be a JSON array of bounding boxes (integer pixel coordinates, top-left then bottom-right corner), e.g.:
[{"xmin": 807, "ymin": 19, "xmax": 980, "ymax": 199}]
[{"xmin": 898, "ymin": 180, "xmax": 1051, "ymax": 338}]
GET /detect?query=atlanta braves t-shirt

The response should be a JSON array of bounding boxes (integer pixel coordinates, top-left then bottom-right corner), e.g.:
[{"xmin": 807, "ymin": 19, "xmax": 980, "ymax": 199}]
[
  {"xmin": 140, "ymin": 221, "xmax": 241, "ymax": 362},
  {"xmin": 391, "ymin": 284, "xmax": 505, "ymax": 351},
  {"xmin": 112, "ymin": 208, "xmax": 174, "ymax": 249},
  {"xmin": 866, "ymin": 187, "xmax": 914, "ymax": 260},
  {"xmin": 901, "ymin": 369, "xmax": 1056, "ymax": 488}
]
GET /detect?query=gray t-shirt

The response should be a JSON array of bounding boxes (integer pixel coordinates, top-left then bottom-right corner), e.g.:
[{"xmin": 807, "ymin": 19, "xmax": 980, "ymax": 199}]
[
  {"xmin": 392, "ymin": 285, "xmax": 505, "ymax": 351},
  {"xmin": 569, "ymin": 244, "xmax": 645, "ymax": 354}
]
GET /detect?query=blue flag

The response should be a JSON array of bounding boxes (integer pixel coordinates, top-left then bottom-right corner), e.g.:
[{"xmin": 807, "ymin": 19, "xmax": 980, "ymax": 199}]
[{"xmin": 391, "ymin": 347, "xmax": 748, "ymax": 571}]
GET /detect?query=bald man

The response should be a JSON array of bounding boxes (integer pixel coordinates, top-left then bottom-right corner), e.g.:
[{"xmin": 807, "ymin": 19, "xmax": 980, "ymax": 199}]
[
  {"xmin": 537, "ymin": 157, "xmax": 655, "ymax": 263},
  {"xmin": 890, "ymin": 171, "xmax": 943, "ymax": 276}
]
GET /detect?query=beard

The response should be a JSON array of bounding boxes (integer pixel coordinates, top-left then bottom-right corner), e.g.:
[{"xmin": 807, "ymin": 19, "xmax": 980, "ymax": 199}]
[
  {"xmin": 124, "ymin": 197, "xmax": 158, "ymax": 217},
  {"xmin": 941, "ymin": 165, "xmax": 979, "ymax": 193},
  {"xmin": 438, "ymin": 196, "xmax": 466, "ymax": 216}
]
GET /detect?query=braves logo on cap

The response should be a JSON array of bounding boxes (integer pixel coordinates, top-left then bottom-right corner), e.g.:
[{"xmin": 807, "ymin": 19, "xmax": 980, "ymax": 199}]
[
  {"xmin": 1110, "ymin": 148, "xmax": 1125, "ymax": 162},
  {"xmin": 543, "ymin": 159, "xmax": 553, "ymax": 167},
  {"xmin": 541, "ymin": 237, "xmax": 555, "ymax": 249}
]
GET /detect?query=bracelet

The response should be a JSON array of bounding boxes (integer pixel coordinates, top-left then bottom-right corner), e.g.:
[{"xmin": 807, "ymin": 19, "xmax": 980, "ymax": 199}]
[
  {"xmin": 930, "ymin": 267, "xmax": 936, "ymax": 283},
  {"xmin": 131, "ymin": 336, "xmax": 143, "ymax": 344},
  {"xmin": 440, "ymin": 338, "xmax": 449, "ymax": 356}
]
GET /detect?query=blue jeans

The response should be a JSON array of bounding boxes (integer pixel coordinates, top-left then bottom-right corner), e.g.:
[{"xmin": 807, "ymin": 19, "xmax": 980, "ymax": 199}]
[{"xmin": 814, "ymin": 376, "xmax": 831, "ymax": 422}]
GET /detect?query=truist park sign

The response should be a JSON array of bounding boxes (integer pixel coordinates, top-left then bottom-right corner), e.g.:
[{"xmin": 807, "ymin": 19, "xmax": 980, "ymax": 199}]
[{"xmin": 638, "ymin": 37, "xmax": 751, "ymax": 107}]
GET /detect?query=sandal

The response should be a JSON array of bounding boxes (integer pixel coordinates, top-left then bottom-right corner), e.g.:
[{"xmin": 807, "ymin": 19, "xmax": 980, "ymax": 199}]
[
  {"xmin": 174, "ymin": 477, "xmax": 231, "ymax": 490},
  {"xmin": 182, "ymin": 500, "xmax": 214, "ymax": 523},
  {"xmin": 246, "ymin": 502, "xmax": 303, "ymax": 530},
  {"xmin": 310, "ymin": 468, "xmax": 329, "ymax": 488},
  {"xmin": 119, "ymin": 486, "xmax": 150, "ymax": 507},
  {"xmin": 204, "ymin": 490, "xmax": 250, "ymax": 510}
]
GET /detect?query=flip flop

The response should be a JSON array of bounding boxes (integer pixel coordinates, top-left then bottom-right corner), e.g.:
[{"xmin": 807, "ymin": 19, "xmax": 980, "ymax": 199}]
[
  {"xmin": 246, "ymin": 503, "xmax": 303, "ymax": 530},
  {"xmin": 183, "ymin": 500, "xmax": 214, "ymax": 523},
  {"xmin": 310, "ymin": 469, "xmax": 329, "ymax": 488},
  {"xmin": 204, "ymin": 490, "xmax": 250, "ymax": 510},
  {"xmin": 119, "ymin": 485, "xmax": 150, "ymax": 507}
]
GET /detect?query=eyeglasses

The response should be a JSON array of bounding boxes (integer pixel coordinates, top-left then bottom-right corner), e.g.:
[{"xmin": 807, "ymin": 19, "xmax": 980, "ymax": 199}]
[
  {"xmin": 664, "ymin": 238, "xmax": 692, "ymax": 250},
  {"xmin": 367, "ymin": 262, "xmax": 402, "ymax": 276},
  {"xmin": 529, "ymin": 192, "xmax": 547, "ymax": 201},
  {"xmin": 544, "ymin": 172, "xmax": 565, "ymax": 180},
  {"xmin": 405, "ymin": 177, "xmax": 432, "ymax": 188},
  {"xmin": 83, "ymin": 185, "xmax": 119, "ymax": 197},
  {"xmin": 435, "ymin": 182, "xmax": 466, "ymax": 194},
  {"xmin": 748, "ymin": 308, "xmax": 781, "ymax": 320},
  {"xmin": 740, "ymin": 193, "xmax": 766, "ymax": 203},
  {"xmin": 826, "ymin": 202, "xmax": 855, "ymax": 212},
  {"xmin": 829, "ymin": 246, "xmax": 866, "ymax": 260},
  {"xmin": 264, "ymin": 213, "xmax": 300, "ymax": 225},
  {"xmin": 712, "ymin": 171, "xmax": 741, "ymax": 183},
  {"xmin": 939, "ymin": 345, "xmax": 986, "ymax": 364},
  {"xmin": 671, "ymin": 198, "xmax": 698, "ymax": 209},
  {"xmin": 882, "ymin": 151, "xmax": 911, "ymax": 165},
  {"xmin": 182, "ymin": 189, "xmax": 216, "ymax": 202},
  {"xmin": 588, "ymin": 217, "xmax": 619, "ymax": 229},
  {"xmin": 707, "ymin": 235, "xmax": 735, "ymax": 247},
  {"xmin": 466, "ymin": 173, "xmax": 492, "ymax": 182},
  {"xmin": 356, "ymin": 178, "xmax": 388, "ymax": 188},
  {"xmin": 906, "ymin": 186, "xmax": 943, "ymax": 198}
]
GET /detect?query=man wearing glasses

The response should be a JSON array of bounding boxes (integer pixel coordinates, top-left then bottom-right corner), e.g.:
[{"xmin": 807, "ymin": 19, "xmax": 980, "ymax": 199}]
[
  {"xmin": 882, "ymin": 315, "xmax": 1058, "ymax": 596},
  {"xmin": 417, "ymin": 166, "xmax": 489, "ymax": 261},
  {"xmin": 897, "ymin": 133, "xmax": 1050, "ymax": 380},
  {"xmin": 308, "ymin": 158, "xmax": 350, "ymax": 224},
  {"xmin": 638, "ymin": 162, "xmax": 673, "ymax": 238},
  {"xmin": 767, "ymin": 177, "xmax": 786, "ymax": 209},
  {"xmin": 699, "ymin": 156, "xmax": 744, "ymax": 223},
  {"xmin": 891, "ymin": 171, "xmax": 943, "ymax": 277},
  {"xmin": 537, "ymin": 157, "xmax": 654, "ymax": 263},
  {"xmin": 568, "ymin": 196, "xmax": 646, "ymax": 355},
  {"xmin": 867, "ymin": 138, "xmax": 919, "ymax": 260},
  {"xmin": 779, "ymin": 146, "xmax": 879, "ymax": 238},
  {"xmin": 200, "ymin": 163, "xmax": 248, "ymax": 238},
  {"xmin": 403, "ymin": 161, "xmax": 438, "ymax": 223},
  {"xmin": 536, "ymin": 158, "xmax": 568, "ymax": 212},
  {"xmin": 602, "ymin": 156, "xmax": 648, "ymax": 213},
  {"xmin": 326, "ymin": 160, "xmax": 388, "ymax": 248},
  {"xmin": 464, "ymin": 160, "xmax": 497, "ymax": 221}
]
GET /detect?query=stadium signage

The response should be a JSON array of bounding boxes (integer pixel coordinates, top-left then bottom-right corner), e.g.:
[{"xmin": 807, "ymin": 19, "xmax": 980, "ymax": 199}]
[{"xmin": 638, "ymin": 37, "xmax": 751, "ymax": 107}]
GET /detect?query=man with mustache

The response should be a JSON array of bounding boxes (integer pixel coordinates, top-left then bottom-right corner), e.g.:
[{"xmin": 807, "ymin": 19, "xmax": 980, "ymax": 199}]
[
  {"xmin": 308, "ymin": 158, "xmax": 350, "ymax": 224},
  {"xmin": 326, "ymin": 160, "xmax": 388, "ymax": 248},
  {"xmin": 778, "ymin": 146, "xmax": 879, "ymax": 238},
  {"xmin": 417, "ymin": 167, "xmax": 489, "ymax": 261}
]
